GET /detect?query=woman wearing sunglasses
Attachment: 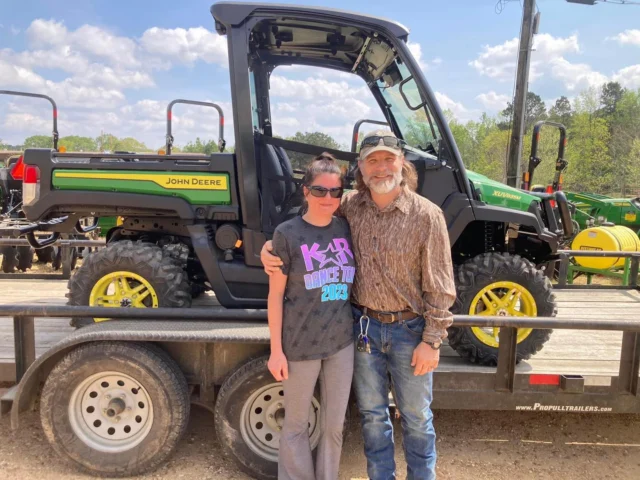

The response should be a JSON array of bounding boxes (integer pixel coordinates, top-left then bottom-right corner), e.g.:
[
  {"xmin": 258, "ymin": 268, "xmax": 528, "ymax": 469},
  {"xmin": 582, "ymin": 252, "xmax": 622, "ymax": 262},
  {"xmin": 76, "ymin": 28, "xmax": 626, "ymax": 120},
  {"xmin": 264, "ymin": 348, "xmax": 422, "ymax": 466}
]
[{"xmin": 268, "ymin": 153, "xmax": 356, "ymax": 480}]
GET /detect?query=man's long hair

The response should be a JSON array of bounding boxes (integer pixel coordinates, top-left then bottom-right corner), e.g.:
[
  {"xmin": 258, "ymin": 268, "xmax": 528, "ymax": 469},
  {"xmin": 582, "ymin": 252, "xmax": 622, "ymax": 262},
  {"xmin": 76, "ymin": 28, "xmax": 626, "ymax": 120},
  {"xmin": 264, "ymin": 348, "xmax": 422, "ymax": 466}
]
[{"xmin": 354, "ymin": 156, "xmax": 418, "ymax": 192}]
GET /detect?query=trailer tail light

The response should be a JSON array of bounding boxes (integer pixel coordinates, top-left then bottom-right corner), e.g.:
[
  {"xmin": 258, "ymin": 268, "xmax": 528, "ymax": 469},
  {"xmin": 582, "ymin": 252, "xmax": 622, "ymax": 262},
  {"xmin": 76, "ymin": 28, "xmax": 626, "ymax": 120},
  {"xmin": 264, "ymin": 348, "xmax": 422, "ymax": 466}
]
[
  {"xmin": 9, "ymin": 156, "xmax": 24, "ymax": 180},
  {"xmin": 529, "ymin": 374, "xmax": 560, "ymax": 386},
  {"xmin": 22, "ymin": 165, "xmax": 40, "ymax": 206}
]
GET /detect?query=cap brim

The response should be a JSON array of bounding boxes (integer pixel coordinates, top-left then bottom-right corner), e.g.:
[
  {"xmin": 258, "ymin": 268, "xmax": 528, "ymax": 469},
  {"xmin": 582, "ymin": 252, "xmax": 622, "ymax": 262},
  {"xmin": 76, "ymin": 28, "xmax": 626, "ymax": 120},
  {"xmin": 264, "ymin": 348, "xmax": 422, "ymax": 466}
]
[{"xmin": 359, "ymin": 145, "xmax": 401, "ymax": 160}]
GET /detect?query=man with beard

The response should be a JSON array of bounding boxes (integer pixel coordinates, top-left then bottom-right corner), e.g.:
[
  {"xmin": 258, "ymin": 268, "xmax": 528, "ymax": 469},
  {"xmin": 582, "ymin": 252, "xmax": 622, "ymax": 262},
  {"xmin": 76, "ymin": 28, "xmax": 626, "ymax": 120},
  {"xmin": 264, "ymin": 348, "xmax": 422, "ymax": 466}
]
[{"xmin": 262, "ymin": 130, "xmax": 456, "ymax": 480}]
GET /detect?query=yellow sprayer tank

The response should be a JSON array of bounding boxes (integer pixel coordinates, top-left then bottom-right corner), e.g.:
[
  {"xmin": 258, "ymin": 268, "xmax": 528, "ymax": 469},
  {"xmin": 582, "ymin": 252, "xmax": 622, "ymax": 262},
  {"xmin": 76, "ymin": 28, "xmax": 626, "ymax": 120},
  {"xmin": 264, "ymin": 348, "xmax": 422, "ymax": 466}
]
[{"xmin": 571, "ymin": 225, "xmax": 640, "ymax": 270}]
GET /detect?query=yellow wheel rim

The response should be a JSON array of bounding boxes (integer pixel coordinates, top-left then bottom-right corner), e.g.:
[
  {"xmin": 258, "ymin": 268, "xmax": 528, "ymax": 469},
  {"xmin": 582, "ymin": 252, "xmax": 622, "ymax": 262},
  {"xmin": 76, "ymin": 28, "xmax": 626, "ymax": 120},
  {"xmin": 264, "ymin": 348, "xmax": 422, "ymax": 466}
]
[
  {"xmin": 89, "ymin": 271, "xmax": 159, "ymax": 322},
  {"xmin": 469, "ymin": 281, "xmax": 536, "ymax": 348}
]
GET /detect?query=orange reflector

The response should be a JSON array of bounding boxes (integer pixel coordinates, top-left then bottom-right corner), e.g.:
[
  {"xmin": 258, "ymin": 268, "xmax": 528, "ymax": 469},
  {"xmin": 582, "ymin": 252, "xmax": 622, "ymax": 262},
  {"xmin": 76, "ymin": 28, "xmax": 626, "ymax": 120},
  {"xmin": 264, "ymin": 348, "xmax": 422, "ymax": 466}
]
[
  {"xmin": 158, "ymin": 149, "xmax": 166, "ymax": 155},
  {"xmin": 524, "ymin": 172, "xmax": 530, "ymax": 181},
  {"xmin": 58, "ymin": 146, "xmax": 67, "ymax": 153},
  {"xmin": 9, "ymin": 155, "xmax": 24, "ymax": 180},
  {"xmin": 529, "ymin": 374, "xmax": 560, "ymax": 386},
  {"xmin": 235, "ymin": 239, "xmax": 243, "ymax": 248}
]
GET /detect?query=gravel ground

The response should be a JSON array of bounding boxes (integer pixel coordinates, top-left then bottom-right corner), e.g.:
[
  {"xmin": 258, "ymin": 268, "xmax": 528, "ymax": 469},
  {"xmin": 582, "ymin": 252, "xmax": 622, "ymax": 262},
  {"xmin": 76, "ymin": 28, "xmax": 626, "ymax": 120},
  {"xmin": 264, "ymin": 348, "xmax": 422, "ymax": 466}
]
[{"xmin": 1, "ymin": 395, "xmax": 639, "ymax": 480}]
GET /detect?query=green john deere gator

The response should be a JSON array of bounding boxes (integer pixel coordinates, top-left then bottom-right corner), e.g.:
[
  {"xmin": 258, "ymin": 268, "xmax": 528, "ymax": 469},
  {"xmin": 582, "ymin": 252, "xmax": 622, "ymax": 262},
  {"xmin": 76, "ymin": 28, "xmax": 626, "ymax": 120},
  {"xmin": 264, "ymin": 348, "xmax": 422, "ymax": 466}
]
[{"xmin": 13, "ymin": 1, "xmax": 574, "ymax": 372}]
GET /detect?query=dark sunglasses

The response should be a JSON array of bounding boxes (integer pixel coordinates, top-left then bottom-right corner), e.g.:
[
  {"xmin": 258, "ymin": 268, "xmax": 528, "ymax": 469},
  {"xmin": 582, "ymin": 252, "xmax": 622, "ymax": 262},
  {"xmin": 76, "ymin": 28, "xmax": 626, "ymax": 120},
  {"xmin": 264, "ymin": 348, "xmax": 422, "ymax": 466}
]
[
  {"xmin": 360, "ymin": 135, "xmax": 406, "ymax": 150},
  {"xmin": 306, "ymin": 185, "xmax": 344, "ymax": 198}
]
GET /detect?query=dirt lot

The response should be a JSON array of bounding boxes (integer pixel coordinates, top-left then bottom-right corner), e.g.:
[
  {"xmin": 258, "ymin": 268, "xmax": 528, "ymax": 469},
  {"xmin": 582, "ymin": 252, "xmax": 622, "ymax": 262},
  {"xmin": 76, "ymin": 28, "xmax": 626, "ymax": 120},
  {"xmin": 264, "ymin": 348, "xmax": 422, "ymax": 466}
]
[{"xmin": 1, "ymin": 399, "xmax": 639, "ymax": 480}]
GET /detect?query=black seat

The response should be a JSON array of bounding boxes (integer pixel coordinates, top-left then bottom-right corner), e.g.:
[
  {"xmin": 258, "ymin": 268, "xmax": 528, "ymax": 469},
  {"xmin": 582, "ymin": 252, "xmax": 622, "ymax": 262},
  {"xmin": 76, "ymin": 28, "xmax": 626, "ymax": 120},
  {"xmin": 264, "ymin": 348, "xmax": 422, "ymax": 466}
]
[{"xmin": 259, "ymin": 143, "xmax": 301, "ymax": 230}]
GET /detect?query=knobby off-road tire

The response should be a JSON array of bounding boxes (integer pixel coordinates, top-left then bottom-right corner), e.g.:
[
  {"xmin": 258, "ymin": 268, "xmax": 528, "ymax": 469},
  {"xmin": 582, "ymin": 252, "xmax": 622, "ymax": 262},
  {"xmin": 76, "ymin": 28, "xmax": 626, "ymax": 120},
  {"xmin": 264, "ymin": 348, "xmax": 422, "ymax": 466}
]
[
  {"xmin": 448, "ymin": 253, "xmax": 555, "ymax": 366},
  {"xmin": 17, "ymin": 245, "xmax": 34, "ymax": 271},
  {"xmin": 67, "ymin": 240, "xmax": 192, "ymax": 327},
  {"xmin": 0, "ymin": 245, "xmax": 18, "ymax": 273},
  {"xmin": 215, "ymin": 355, "xmax": 323, "ymax": 480},
  {"xmin": 36, "ymin": 246, "xmax": 54, "ymax": 264},
  {"xmin": 40, "ymin": 341, "xmax": 190, "ymax": 477}
]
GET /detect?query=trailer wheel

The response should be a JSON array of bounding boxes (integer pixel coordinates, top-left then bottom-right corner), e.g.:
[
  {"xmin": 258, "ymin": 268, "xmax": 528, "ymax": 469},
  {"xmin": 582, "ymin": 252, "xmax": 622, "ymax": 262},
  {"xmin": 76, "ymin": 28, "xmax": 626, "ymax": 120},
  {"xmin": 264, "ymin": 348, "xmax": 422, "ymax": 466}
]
[
  {"xmin": 0, "ymin": 245, "xmax": 17, "ymax": 273},
  {"xmin": 67, "ymin": 240, "xmax": 191, "ymax": 327},
  {"xmin": 449, "ymin": 253, "xmax": 555, "ymax": 366},
  {"xmin": 40, "ymin": 341, "xmax": 190, "ymax": 477},
  {"xmin": 215, "ymin": 355, "xmax": 322, "ymax": 480},
  {"xmin": 17, "ymin": 245, "xmax": 34, "ymax": 271}
]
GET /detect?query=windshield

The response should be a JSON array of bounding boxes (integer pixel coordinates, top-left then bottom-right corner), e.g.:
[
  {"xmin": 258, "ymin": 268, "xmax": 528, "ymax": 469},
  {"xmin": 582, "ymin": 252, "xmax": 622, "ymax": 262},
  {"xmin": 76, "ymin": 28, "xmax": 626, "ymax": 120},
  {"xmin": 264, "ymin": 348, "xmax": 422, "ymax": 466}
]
[{"xmin": 378, "ymin": 61, "xmax": 441, "ymax": 154}]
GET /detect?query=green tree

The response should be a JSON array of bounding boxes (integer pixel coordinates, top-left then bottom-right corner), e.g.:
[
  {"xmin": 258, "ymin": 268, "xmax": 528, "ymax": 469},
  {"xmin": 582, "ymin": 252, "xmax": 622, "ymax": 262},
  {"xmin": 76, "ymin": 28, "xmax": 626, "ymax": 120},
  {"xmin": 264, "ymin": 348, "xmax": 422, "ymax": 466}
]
[
  {"xmin": 548, "ymin": 96, "xmax": 574, "ymax": 127},
  {"xmin": 564, "ymin": 112, "xmax": 612, "ymax": 194},
  {"xmin": 626, "ymin": 139, "xmax": 640, "ymax": 196},
  {"xmin": 608, "ymin": 89, "xmax": 640, "ymax": 195},
  {"xmin": 183, "ymin": 138, "xmax": 219, "ymax": 155},
  {"xmin": 499, "ymin": 92, "xmax": 548, "ymax": 131},
  {"xmin": 23, "ymin": 135, "xmax": 53, "ymax": 148},
  {"xmin": 96, "ymin": 133, "xmax": 120, "ymax": 152},
  {"xmin": 285, "ymin": 131, "xmax": 342, "ymax": 169},
  {"xmin": 59, "ymin": 136, "xmax": 97, "ymax": 152},
  {"xmin": 115, "ymin": 137, "xmax": 150, "ymax": 152},
  {"xmin": 600, "ymin": 82, "xmax": 626, "ymax": 117},
  {"xmin": 474, "ymin": 128, "xmax": 510, "ymax": 182}
]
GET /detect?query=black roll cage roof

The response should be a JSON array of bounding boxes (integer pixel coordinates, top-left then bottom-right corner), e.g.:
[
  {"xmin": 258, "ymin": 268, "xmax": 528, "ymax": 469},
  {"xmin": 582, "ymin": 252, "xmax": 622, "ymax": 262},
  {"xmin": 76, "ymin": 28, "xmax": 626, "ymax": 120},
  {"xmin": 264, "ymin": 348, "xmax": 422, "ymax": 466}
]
[{"xmin": 210, "ymin": 1, "xmax": 473, "ymax": 229}]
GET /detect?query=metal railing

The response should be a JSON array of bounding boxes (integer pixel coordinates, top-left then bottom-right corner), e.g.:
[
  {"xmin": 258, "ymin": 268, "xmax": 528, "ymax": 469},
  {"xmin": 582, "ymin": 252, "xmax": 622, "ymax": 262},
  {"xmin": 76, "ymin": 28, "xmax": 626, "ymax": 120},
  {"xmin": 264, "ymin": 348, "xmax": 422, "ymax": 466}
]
[
  {"xmin": 5, "ymin": 305, "xmax": 640, "ymax": 399},
  {"xmin": 0, "ymin": 238, "xmax": 104, "ymax": 280},
  {"xmin": 556, "ymin": 250, "xmax": 640, "ymax": 288}
]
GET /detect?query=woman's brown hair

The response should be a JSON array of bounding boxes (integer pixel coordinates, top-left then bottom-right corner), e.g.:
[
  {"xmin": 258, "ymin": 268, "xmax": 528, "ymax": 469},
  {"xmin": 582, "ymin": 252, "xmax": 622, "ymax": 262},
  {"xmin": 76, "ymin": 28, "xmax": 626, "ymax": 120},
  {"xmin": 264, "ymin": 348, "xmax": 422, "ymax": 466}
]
[{"xmin": 302, "ymin": 152, "xmax": 343, "ymax": 186}]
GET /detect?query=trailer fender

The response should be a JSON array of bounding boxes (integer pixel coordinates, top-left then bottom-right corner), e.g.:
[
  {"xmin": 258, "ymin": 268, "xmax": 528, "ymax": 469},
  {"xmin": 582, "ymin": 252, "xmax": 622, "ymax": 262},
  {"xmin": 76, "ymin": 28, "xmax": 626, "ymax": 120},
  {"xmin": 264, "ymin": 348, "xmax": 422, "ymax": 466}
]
[{"xmin": 10, "ymin": 319, "xmax": 270, "ymax": 430}]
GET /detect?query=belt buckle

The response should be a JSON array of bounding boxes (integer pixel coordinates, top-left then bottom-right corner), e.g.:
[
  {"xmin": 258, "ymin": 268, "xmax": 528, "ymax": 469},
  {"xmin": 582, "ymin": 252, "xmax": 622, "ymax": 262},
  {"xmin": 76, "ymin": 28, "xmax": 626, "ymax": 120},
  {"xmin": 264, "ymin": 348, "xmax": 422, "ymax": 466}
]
[{"xmin": 379, "ymin": 311, "xmax": 396, "ymax": 324}]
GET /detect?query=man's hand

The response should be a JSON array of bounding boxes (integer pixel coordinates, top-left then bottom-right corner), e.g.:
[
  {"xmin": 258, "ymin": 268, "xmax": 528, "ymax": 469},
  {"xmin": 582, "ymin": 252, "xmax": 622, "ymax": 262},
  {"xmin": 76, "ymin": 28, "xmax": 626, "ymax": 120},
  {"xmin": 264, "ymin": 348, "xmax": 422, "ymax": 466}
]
[
  {"xmin": 261, "ymin": 240, "xmax": 283, "ymax": 276},
  {"xmin": 411, "ymin": 342, "xmax": 440, "ymax": 376},
  {"xmin": 268, "ymin": 350, "xmax": 289, "ymax": 381}
]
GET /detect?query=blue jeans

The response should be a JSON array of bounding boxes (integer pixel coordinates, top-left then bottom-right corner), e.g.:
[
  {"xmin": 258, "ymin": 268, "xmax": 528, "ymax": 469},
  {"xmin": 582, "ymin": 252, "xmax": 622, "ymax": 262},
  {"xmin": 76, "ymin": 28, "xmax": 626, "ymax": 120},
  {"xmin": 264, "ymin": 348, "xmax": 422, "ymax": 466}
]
[{"xmin": 352, "ymin": 306, "xmax": 436, "ymax": 480}]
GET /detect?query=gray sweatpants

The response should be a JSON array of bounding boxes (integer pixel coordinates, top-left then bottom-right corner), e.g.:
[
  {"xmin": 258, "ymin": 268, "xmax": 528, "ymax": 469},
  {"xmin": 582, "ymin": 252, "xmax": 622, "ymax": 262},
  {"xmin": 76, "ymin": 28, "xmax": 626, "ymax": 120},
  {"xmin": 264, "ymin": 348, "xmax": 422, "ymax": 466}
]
[{"xmin": 279, "ymin": 342, "xmax": 354, "ymax": 480}]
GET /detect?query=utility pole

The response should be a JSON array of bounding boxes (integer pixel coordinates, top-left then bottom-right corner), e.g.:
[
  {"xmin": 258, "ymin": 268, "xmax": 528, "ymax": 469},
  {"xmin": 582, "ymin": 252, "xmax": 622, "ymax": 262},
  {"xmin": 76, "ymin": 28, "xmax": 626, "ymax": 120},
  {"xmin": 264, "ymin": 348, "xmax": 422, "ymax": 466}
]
[{"xmin": 506, "ymin": 0, "xmax": 537, "ymax": 188}]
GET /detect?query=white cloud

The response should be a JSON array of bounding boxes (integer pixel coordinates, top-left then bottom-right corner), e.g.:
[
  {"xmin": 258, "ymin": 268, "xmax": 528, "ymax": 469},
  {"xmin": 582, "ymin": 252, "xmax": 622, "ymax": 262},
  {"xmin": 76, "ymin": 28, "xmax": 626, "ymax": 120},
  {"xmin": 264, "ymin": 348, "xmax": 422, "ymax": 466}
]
[
  {"xmin": 270, "ymin": 75, "xmax": 368, "ymax": 100},
  {"xmin": 407, "ymin": 41, "xmax": 427, "ymax": 70},
  {"xmin": 476, "ymin": 91, "xmax": 511, "ymax": 111},
  {"xmin": 3, "ymin": 112, "xmax": 52, "ymax": 132},
  {"xmin": 435, "ymin": 92, "xmax": 469, "ymax": 120},
  {"xmin": 10, "ymin": 26, "xmax": 21, "ymax": 36},
  {"xmin": 0, "ymin": 59, "xmax": 48, "ymax": 90},
  {"xmin": 27, "ymin": 19, "xmax": 140, "ymax": 68},
  {"xmin": 432, "ymin": 57, "xmax": 442, "ymax": 65},
  {"xmin": 140, "ymin": 26, "xmax": 228, "ymax": 66},
  {"xmin": 613, "ymin": 64, "xmax": 640, "ymax": 89},
  {"xmin": 470, "ymin": 33, "xmax": 580, "ymax": 82},
  {"xmin": 549, "ymin": 57, "xmax": 608, "ymax": 91},
  {"xmin": 610, "ymin": 29, "xmax": 640, "ymax": 47}
]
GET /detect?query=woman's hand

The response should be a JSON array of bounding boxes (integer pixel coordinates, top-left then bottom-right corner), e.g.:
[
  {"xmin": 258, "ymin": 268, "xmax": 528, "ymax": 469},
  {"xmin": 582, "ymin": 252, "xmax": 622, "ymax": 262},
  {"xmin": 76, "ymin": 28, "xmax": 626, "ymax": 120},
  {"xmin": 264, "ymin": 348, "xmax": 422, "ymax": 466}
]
[
  {"xmin": 261, "ymin": 240, "xmax": 284, "ymax": 276},
  {"xmin": 268, "ymin": 350, "xmax": 289, "ymax": 381}
]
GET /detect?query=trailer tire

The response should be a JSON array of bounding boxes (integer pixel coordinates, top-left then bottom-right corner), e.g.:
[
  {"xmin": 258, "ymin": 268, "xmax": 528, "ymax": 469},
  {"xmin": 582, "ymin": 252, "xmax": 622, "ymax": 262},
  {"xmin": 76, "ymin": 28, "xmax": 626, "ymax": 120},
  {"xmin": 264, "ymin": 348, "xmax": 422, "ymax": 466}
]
[
  {"xmin": 40, "ymin": 341, "xmax": 190, "ymax": 477},
  {"xmin": 215, "ymin": 355, "xmax": 322, "ymax": 480},
  {"xmin": 448, "ymin": 253, "xmax": 554, "ymax": 366},
  {"xmin": 0, "ymin": 245, "xmax": 17, "ymax": 273},
  {"xmin": 67, "ymin": 240, "xmax": 191, "ymax": 327}
]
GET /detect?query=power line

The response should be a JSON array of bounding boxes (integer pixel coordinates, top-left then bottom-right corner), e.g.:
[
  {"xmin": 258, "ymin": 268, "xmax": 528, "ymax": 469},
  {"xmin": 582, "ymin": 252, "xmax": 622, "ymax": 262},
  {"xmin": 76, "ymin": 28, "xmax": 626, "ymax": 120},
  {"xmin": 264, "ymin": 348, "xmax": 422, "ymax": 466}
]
[{"xmin": 495, "ymin": 0, "xmax": 521, "ymax": 14}]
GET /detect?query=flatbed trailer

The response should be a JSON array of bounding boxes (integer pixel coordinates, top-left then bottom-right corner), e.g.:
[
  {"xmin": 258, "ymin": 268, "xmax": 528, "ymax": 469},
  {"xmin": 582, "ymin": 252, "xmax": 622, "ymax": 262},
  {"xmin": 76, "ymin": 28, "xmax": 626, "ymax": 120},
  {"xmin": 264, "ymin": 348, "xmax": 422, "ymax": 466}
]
[{"xmin": 0, "ymin": 251, "xmax": 638, "ymax": 479}]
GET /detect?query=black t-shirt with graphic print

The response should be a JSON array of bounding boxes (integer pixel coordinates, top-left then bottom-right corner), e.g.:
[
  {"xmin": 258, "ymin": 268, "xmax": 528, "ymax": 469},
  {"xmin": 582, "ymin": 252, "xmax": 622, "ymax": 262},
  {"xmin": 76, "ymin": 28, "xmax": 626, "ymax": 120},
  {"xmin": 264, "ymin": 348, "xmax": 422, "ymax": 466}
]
[{"xmin": 272, "ymin": 216, "xmax": 356, "ymax": 361}]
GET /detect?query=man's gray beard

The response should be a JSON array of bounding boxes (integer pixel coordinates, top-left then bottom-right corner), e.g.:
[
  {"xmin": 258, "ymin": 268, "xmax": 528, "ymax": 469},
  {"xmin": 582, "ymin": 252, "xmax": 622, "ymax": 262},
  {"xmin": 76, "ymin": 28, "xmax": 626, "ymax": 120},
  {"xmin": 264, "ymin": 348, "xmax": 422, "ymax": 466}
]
[{"xmin": 364, "ymin": 170, "xmax": 403, "ymax": 194}]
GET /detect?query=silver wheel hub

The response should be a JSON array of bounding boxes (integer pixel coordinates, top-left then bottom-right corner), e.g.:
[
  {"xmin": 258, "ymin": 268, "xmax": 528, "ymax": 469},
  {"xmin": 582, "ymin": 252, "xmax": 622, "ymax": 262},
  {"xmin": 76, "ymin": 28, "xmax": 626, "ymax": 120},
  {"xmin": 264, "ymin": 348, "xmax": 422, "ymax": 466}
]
[
  {"xmin": 240, "ymin": 383, "xmax": 321, "ymax": 462},
  {"xmin": 69, "ymin": 372, "xmax": 154, "ymax": 453}
]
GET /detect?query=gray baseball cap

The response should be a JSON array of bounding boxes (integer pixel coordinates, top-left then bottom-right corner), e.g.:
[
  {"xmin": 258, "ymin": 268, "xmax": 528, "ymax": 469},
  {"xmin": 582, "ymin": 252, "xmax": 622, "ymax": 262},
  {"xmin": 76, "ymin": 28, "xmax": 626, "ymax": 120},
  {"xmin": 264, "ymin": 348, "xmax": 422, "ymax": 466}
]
[{"xmin": 358, "ymin": 129, "xmax": 404, "ymax": 160}]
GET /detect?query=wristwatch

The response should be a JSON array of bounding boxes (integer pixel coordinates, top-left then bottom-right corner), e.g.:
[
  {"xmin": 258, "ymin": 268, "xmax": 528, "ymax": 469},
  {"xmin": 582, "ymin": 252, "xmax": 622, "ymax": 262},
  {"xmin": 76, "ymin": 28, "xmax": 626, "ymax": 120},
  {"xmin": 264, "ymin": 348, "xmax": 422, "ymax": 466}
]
[{"xmin": 423, "ymin": 340, "xmax": 442, "ymax": 350}]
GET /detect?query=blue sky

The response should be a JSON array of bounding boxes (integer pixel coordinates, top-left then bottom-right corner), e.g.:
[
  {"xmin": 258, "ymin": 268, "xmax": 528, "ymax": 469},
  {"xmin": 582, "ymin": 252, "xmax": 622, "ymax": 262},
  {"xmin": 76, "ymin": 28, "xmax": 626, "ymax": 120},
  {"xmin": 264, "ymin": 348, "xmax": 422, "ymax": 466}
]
[{"xmin": 1, "ymin": 0, "xmax": 639, "ymax": 148}]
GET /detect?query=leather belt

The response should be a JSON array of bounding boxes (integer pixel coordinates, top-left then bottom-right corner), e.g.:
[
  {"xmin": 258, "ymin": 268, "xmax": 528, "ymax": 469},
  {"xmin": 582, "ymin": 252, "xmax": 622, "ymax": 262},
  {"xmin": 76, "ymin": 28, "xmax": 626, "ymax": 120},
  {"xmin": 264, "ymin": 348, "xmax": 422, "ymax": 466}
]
[{"xmin": 356, "ymin": 305, "xmax": 418, "ymax": 324}]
